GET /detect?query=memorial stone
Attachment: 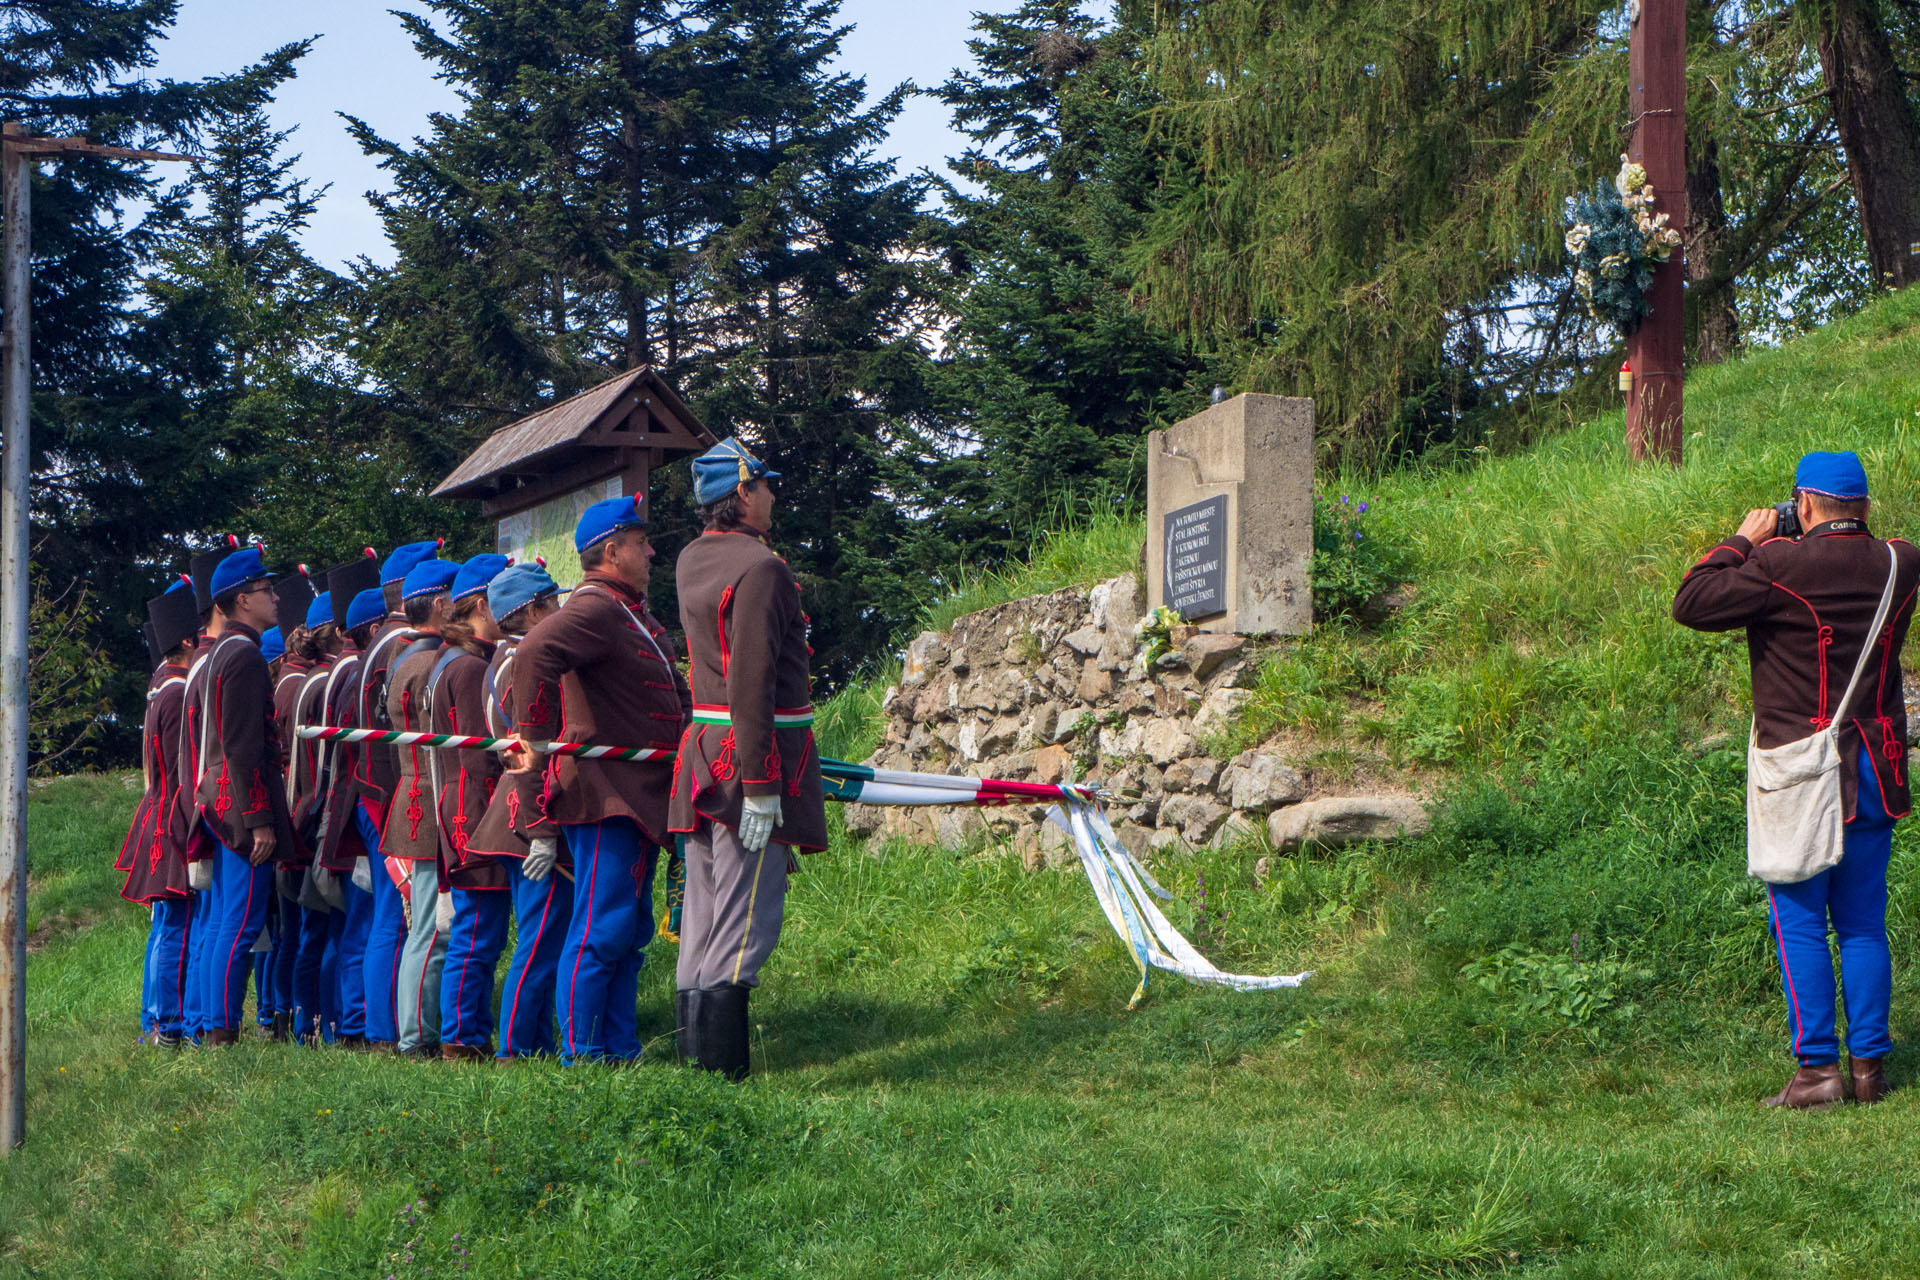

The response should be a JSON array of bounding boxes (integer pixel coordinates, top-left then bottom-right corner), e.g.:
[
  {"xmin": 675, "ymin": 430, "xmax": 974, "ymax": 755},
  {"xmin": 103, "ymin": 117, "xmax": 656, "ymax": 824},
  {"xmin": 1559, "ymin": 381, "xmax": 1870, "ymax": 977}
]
[{"xmin": 1145, "ymin": 393, "xmax": 1312, "ymax": 635}]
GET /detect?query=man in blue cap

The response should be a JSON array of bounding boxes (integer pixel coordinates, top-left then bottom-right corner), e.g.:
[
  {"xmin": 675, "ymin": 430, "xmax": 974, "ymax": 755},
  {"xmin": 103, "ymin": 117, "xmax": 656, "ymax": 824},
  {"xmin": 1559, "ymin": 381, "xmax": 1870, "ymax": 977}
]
[
  {"xmin": 309, "ymin": 554, "xmax": 381, "ymax": 1046},
  {"xmin": 386, "ymin": 556, "xmax": 462, "ymax": 1055},
  {"xmin": 349, "ymin": 539, "xmax": 442, "ymax": 1049},
  {"xmin": 512, "ymin": 494, "xmax": 690, "ymax": 1064},
  {"xmin": 670, "ymin": 436, "xmax": 826, "ymax": 1080},
  {"xmin": 176, "ymin": 545, "xmax": 302, "ymax": 1045},
  {"xmin": 466, "ymin": 561, "xmax": 568, "ymax": 1058},
  {"xmin": 118, "ymin": 578, "xmax": 198, "ymax": 1045},
  {"xmin": 287, "ymin": 584, "xmax": 346, "ymax": 1044},
  {"xmin": 428, "ymin": 553, "xmax": 514, "ymax": 1059},
  {"xmin": 1676, "ymin": 450, "xmax": 1920, "ymax": 1107}
]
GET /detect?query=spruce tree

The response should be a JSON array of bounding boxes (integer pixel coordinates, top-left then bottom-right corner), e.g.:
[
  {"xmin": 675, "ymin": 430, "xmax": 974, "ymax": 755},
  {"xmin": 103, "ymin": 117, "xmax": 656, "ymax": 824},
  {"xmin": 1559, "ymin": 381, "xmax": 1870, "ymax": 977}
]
[
  {"xmin": 0, "ymin": 3, "xmax": 306, "ymax": 758},
  {"xmin": 928, "ymin": 0, "xmax": 1205, "ymax": 562}
]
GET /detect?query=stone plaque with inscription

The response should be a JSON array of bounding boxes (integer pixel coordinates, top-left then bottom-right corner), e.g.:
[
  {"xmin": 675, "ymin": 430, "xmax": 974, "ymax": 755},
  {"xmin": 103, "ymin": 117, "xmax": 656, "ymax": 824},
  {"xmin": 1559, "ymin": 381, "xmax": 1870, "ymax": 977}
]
[
  {"xmin": 1162, "ymin": 495, "xmax": 1228, "ymax": 620},
  {"xmin": 1146, "ymin": 393, "xmax": 1312, "ymax": 635}
]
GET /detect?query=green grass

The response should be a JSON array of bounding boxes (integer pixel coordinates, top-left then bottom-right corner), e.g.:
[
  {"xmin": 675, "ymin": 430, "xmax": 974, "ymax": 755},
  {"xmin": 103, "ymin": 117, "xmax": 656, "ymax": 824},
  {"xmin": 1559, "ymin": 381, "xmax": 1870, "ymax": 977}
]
[
  {"xmin": 15, "ymin": 293, "xmax": 1920, "ymax": 1276},
  {"xmin": 1232, "ymin": 286, "xmax": 1920, "ymax": 770}
]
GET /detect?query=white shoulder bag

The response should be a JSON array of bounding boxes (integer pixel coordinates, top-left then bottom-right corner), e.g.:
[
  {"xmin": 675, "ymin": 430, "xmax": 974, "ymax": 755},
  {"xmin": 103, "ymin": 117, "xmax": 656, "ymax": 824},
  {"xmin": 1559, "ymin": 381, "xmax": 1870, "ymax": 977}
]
[{"xmin": 1747, "ymin": 543, "xmax": 1898, "ymax": 884}]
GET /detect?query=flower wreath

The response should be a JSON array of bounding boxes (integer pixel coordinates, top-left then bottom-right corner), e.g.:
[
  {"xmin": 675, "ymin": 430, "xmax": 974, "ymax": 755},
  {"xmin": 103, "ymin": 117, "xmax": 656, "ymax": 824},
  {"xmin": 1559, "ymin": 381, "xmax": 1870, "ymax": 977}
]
[{"xmin": 1564, "ymin": 154, "xmax": 1683, "ymax": 338}]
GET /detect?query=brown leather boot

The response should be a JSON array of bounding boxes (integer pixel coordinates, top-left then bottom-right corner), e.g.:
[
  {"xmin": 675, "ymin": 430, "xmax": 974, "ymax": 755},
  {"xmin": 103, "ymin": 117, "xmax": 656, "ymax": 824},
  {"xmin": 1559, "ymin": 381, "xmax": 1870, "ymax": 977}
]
[
  {"xmin": 441, "ymin": 1043, "xmax": 487, "ymax": 1063},
  {"xmin": 1761, "ymin": 1062, "xmax": 1847, "ymax": 1110},
  {"xmin": 1850, "ymin": 1056, "xmax": 1889, "ymax": 1105},
  {"xmin": 202, "ymin": 1027, "xmax": 240, "ymax": 1048}
]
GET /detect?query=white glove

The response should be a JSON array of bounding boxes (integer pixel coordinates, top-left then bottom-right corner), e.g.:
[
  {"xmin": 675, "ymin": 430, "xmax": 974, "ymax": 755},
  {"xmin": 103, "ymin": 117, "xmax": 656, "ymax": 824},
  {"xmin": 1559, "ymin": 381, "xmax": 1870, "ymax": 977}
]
[
  {"xmin": 523, "ymin": 837, "xmax": 558, "ymax": 882},
  {"xmin": 188, "ymin": 860, "xmax": 212, "ymax": 892},
  {"xmin": 350, "ymin": 857, "xmax": 372, "ymax": 893},
  {"xmin": 739, "ymin": 793, "xmax": 784, "ymax": 854},
  {"xmin": 434, "ymin": 891, "xmax": 455, "ymax": 934}
]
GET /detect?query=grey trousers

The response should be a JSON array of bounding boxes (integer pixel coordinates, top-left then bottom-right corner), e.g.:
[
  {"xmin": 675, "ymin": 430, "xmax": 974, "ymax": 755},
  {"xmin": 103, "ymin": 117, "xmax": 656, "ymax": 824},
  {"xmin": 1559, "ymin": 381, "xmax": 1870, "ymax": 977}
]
[
  {"xmin": 395, "ymin": 860, "xmax": 447, "ymax": 1051},
  {"xmin": 676, "ymin": 823, "xmax": 790, "ymax": 990}
]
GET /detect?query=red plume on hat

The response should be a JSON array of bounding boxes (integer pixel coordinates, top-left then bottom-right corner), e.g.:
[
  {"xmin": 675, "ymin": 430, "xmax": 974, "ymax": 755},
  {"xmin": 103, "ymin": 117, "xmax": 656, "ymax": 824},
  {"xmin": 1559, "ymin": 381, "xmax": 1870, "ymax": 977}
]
[
  {"xmin": 224, "ymin": 533, "xmax": 240, "ymax": 550},
  {"xmin": 535, "ymin": 556, "xmax": 547, "ymax": 569},
  {"xmin": 362, "ymin": 546, "xmax": 377, "ymax": 560}
]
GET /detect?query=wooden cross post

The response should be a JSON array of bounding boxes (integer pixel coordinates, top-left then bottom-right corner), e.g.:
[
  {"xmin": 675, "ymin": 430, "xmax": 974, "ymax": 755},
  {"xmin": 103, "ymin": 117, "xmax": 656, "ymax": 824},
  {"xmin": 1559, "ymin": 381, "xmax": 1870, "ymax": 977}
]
[
  {"xmin": 0, "ymin": 123, "xmax": 193, "ymax": 1155},
  {"xmin": 1625, "ymin": 0, "xmax": 1687, "ymax": 465}
]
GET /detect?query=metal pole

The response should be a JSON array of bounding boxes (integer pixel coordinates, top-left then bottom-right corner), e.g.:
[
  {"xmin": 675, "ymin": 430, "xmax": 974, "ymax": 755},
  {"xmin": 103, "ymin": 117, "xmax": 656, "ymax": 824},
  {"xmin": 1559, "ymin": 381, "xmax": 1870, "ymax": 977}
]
[{"xmin": 0, "ymin": 121, "xmax": 31, "ymax": 1153}]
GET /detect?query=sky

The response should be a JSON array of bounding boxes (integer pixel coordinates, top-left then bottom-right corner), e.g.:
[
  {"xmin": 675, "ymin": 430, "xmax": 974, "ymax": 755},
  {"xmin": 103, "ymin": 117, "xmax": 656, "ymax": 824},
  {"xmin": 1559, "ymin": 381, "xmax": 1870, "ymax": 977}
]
[{"xmin": 146, "ymin": 0, "xmax": 987, "ymax": 270}]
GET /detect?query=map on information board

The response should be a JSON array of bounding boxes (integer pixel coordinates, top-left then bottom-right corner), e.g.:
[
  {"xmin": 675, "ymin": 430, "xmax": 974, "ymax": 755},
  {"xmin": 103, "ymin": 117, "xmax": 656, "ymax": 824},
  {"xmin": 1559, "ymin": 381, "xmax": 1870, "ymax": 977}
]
[{"xmin": 495, "ymin": 476, "xmax": 622, "ymax": 590}]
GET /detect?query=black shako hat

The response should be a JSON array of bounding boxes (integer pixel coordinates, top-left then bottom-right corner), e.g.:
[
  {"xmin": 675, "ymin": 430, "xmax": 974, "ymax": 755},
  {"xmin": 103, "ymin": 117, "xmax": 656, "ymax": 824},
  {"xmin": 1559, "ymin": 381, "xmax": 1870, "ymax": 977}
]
[
  {"xmin": 327, "ymin": 550, "xmax": 381, "ymax": 629},
  {"xmin": 275, "ymin": 565, "xmax": 316, "ymax": 636},
  {"xmin": 188, "ymin": 534, "xmax": 240, "ymax": 614},
  {"xmin": 146, "ymin": 577, "xmax": 200, "ymax": 667}
]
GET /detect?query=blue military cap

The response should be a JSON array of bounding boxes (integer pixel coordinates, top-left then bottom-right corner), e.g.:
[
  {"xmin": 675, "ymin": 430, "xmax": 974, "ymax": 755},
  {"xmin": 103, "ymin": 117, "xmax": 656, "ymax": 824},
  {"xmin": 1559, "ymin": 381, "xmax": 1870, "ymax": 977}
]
[
  {"xmin": 345, "ymin": 587, "xmax": 388, "ymax": 633},
  {"xmin": 452, "ymin": 553, "xmax": 511, "ymax": 602},
  {"xmin": 488, "ymin": 561, "xmax": 559, "ymax": 623},
  {"xmin": 692, "ymin": 435, "xmax": 780, "ymax": 506},
  {"xmin": 305, "ymin": 592, "xmax": 333, "ymax": 630},
  {"xmin": 401, "ymin": 558, "xmax": 460, "ymax": 602},
  {"xmin": 260, "ymin": 627, "xmax": 285, "ymax": 662},
  {"xmin": 209, "ymin": 546, "xmax": 276, "ymax": 600},
  {"xmin": 575, "ymin": 494, "xmax": 647, "ymax": 553},
  {"xmin": 381, "ymin": 538, "xmax": 444, "ymax": 586},
  {"xmin": 1795, "ymin": 451, "xmax": 1870, "ymax": 500}
]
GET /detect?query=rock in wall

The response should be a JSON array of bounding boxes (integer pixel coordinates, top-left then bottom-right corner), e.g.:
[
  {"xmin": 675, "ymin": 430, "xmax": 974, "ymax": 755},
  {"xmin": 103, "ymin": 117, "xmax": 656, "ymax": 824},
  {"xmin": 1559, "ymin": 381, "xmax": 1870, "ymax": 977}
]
[{"xmin": 844, "ymin": 574, "xmax": 1428, "ymax": 865}]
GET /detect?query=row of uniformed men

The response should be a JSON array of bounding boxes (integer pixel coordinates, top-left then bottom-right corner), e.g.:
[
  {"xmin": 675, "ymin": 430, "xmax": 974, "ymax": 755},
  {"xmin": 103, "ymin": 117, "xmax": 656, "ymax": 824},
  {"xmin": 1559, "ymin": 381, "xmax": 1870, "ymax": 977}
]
[{"xmin": 116, "ymin": 436, "xmax": 821, "ymax": 1075}]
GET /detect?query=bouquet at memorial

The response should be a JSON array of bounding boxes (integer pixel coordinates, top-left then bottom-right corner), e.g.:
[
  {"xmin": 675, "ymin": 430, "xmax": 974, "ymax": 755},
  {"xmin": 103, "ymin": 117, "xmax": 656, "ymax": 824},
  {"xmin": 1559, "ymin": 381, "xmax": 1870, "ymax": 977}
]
[{"xmin": 1564, "ymin": 154, "xmax": 1683, "ymax": 338}]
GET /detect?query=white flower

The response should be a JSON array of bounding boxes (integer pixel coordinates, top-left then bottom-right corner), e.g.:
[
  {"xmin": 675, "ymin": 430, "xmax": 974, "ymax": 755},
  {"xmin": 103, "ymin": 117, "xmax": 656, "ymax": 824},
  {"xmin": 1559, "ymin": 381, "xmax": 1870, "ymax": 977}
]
[
  {"xmin": 1615, "ymin": 157, "xmax": 1648, "ymax": 198},
  {"xmin": 1565, "ymin": 223, "xmax": 1592, "ymax": 255}
]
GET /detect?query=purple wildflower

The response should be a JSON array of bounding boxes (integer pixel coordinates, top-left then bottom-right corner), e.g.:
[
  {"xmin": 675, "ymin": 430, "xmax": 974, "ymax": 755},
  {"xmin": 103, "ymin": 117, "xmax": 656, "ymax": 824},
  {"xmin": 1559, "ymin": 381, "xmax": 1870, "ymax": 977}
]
[
  {"xmin": 1358, "ymin": 501, "xmax": 1369, "ymax": 513},
  {"xmin": 1340, "ymin": 494, "xmax": 1349, "ymax": 505}
]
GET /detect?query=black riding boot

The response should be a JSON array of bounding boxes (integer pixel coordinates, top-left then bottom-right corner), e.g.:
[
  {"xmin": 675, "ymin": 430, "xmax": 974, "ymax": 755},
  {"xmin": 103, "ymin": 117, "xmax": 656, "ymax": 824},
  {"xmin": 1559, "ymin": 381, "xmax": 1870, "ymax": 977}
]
[
  {"xmin": 675, "ymin": 989, "xmax": 699, "ymax": 1065},
  {"xmin": 693, "ymin": 983, "xmax": 751, "ymax": 1081}
]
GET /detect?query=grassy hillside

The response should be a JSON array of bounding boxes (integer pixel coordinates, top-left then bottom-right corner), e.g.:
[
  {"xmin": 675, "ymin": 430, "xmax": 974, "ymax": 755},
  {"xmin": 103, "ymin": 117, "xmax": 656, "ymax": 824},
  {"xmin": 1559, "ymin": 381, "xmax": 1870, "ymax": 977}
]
[{"xmin": 12, "ymin": 292, "xmax": 1920, "ymax": 1277}]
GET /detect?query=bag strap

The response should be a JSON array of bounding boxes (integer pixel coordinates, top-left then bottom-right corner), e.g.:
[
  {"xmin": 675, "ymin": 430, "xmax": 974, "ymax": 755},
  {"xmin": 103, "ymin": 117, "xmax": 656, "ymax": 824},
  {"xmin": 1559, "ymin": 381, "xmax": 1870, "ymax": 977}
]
[{"xmin": 1831, "ymin": 542, "xmax": 1900, "ymax": 728}]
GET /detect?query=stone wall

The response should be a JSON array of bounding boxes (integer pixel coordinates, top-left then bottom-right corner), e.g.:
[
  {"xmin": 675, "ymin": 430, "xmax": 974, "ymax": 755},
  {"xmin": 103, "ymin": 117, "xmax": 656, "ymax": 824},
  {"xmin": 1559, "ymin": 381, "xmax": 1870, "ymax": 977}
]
[{"xmin": 844, "ymin": 574, "xmax": 1427, "ymax": 864}]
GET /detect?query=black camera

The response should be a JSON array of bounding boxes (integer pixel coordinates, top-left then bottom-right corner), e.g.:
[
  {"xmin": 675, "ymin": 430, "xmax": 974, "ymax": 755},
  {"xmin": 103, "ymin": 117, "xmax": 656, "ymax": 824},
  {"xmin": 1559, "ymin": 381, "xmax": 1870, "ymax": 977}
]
[{"xmin": 1774, "ymin": 496, "xmax": 1801, "ymax": 540}]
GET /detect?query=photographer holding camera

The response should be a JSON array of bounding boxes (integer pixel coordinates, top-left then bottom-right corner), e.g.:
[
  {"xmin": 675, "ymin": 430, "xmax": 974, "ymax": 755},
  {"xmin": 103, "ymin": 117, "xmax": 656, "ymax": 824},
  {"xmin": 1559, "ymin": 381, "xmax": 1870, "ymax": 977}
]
[{"xmin": 1675, "ymin": 451, "xmax": 1920, "ymax": 1108}]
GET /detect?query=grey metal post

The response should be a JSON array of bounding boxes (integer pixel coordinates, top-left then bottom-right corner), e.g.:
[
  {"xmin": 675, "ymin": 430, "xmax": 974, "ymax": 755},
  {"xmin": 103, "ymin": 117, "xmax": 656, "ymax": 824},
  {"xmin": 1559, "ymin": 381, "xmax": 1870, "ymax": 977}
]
[{"xmin": 0, "ymin": 121, "xmax": 32, "ymax": 1153}]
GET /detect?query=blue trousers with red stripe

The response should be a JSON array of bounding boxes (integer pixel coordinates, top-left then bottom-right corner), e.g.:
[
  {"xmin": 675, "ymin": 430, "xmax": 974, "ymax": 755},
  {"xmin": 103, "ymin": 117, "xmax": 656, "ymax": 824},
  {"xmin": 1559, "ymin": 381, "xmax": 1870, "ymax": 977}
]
[
  {"xmin": 294, "ymin": 901, "xmax": 342, "ymax": 1043},
  {"xmin": 357, "ymin": 806, "xmax": 406, "ymax": 1045},
  {"xmin": 251, "ymin": 890, "xmax": 300, "ymax": 1025},
  {"xmin": 557, "ymin": 819, "xmax": 657, "ymax": 1064},
  {"xmin": 440, "ymin": 888, "xmax": 510, "ymax": 1047},
  {"xmin": 335, "ymin": 872, "xmax": 374, "ymax": 1039},
  {"xmin": 495, "ymin": 856, "xmax": 572, "ymax": 1058},
  {"xmin": 1766, "ymin": 748, "xmax": 1898, "ymax": 1065},
  {"xmin": 141, "ymin": 897, "xmax": 193, "ymax": 1038},
  {"xmin": 194, "ymin": 830, "xmax": 274, "ymax": 1034},
  {"xmin": 182, "ymin": 883, "xmax": 213, "ymax": 1039}
]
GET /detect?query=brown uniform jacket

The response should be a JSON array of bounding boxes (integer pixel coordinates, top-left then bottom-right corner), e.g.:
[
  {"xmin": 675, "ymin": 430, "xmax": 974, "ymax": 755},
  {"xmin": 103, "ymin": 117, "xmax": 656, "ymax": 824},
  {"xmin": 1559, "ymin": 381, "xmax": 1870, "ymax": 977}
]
[
  {"xmin": 174, "ymin": 623, "xmax": 301, "ymax": 863},
  {"xmin": 352, "ymin": 613, "xmax": 414, "ymax": 816},
  {"xmin": 315, "ymin": 643, "xmax": 374, "ymax": 870},
  {"xmin": 514, "ymin": 572, "xmax": 690, "ymax": 844},
  {"xmin": 382, "ymin": 637, "xmax": 446, "ymax": 862},
  {"xmin": 1673, "ymin": 520, "xmax": 1920, "ymax": 820},
  {"xmin": 118, "ymin": 662, "xmax": 191, "ymax": 903},
  {"xmin": 467, "ymin": 637, "xmax": 538, "ymax": 860},
  {"xmin": 287, "ymin": 654, "xmax": 335, "ymax": 835},
  {"xmin": 670, "ymin": 530, "xmax": 828, "ymax": 852},
  {"xmin": 430, "ymin": 641, "xmax": 508, "ymax": 889}
]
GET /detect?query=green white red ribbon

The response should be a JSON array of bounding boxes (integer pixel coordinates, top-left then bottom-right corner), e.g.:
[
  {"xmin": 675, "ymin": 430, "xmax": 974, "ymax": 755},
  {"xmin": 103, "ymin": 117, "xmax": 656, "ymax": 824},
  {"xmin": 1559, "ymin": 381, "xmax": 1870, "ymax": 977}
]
[{"xmin": 295, "ymin": 723, "xmax": 1306, "ymax": 1001}]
